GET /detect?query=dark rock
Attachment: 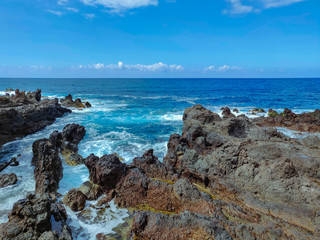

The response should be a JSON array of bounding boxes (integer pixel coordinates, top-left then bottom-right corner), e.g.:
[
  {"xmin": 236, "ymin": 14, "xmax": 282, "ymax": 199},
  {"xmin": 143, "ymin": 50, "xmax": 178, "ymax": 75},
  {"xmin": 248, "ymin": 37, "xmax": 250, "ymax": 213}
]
[
  {"xmin": 0, "ymin": 89, "xmax": 71, "ymax": 147},
  {"xmin": 255, "ymin": 108, "xmax": 320, "ymax": 132},
  {"xmin": 60, "ymin": 94, "xmax": 92, "ymax": 108},
  {"xmin": 221, "ymin": 107, "xmax": 236, "ymax": 118},
  {"xmin": 233, "ymin": 108, "xmax": 239, "ymax": 113},
  {"xmin": 85, "ymin": 154, "xmax": 127, "ymax": 191},
  {"xmin": 78, "ymin": 181, "xmax": 102, "ymax": 200},
  {"xmin": 0, "ymin": 173, "xmax": 17, "ymax": 188},
  {"xmin": 63, "ymin": 189, "xmax": 87, "ymax": 212},
  {"xmin": 93, "ymin": 104, "xmax": 320, "ymax": 239}
]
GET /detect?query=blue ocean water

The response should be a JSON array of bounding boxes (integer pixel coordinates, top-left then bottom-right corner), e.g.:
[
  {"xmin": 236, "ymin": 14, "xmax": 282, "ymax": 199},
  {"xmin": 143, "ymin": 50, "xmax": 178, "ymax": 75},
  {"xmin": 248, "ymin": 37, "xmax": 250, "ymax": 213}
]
[{"xmin": 0, "ymin": 78, "xmax": 319, "ymax": 239}]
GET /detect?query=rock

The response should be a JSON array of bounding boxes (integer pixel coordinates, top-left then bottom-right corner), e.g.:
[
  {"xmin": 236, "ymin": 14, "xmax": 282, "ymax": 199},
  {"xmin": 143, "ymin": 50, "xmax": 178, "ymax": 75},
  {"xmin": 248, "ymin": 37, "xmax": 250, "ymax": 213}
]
[
  {"xmin": 252, "ymin": 108, "xmax": 266, "ymax": 113},
  {"xmin": 63, "ymin": 189, "xmax": 87, "ymax": 212},
  {"xmin": 91, "ymin": 104, "xmax": 320, "ymax": 239},
  {"xmin": 85, "ymin": 154, "xmax": 127, "ymax": 191},
  {"xmin": 0, "ymin": 173, "xmax": 17, "ymax": 188},
  {"xmin": 78, "ymin": 181, "xmax": 102, "ymax": 200},
  {"xmin": 112, "ymin": 152, "xmax": 125, "ymax": 162},
  {"xmin": 0, "ymin": 157, "xmax": 20, "ymax": 172},
  {"xmin": 0, "ymin": 89, "xmax": 71, "ymax": 147},
  {"xmin": 0, "ymin": 193, "xmax": 72, "ymax": 240},
  {"xmin": 60, "ymin": 94, "xmax": 92, "ymax": 108},
  {"xmin": 221, "ymin": 107, "xmax": 236, "ymax": 118},
  {"xmin": 0, "ymin": 125, "xmax": 85, "ymax": 239},
  {"xmin": 255, "ymin": 108, "xmax": 320, "ymax": 132},
  {"xmin": 233, "ymin": 108, "xmax": 239, "ymax": 113}
]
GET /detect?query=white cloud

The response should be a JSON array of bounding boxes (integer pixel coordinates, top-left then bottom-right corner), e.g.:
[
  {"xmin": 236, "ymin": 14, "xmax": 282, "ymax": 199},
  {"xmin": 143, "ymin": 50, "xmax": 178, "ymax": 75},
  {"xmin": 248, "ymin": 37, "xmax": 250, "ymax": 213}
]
[
  {"xmin": 84, "ymin": 13, "xmax": 96, "ymax": 19},
  {"xmin": 223, "ymin": 0, "xmax": 256, "ymax": 15},
  {"xmin": 66, "ymin": 7, "xmax": 79, "ymax": 12},
  {"xmin": 80, "ymin": 0, "xmax": 158, "ymax": 12},
  {"xmin": 30, "ymin": 65, "xmax": 52, "ymax": 70},
  {"xmin": 77, "ymin": 61, "xmax": 184, "ymax": 71},
  {"xmin": 57, "ymin": 0, "xmax": 68, "ymax": 5},
  {"xmin": 262, "ymin": 0, "xmax": 305, "ymax": 8},
  {"xmin": 224, "ymin": 0, "xmax": 306, "ymax": 15},
  {"xmin": 205, "ymin": 66, "xmax": 215, "ymax": 71},
  {"xmin": 47, "ymin": 10, "xmax": 64, "ymax": 16},
  {"xmin": 205, "ymin": 65, "xmax": 241, "ymax": 72}
]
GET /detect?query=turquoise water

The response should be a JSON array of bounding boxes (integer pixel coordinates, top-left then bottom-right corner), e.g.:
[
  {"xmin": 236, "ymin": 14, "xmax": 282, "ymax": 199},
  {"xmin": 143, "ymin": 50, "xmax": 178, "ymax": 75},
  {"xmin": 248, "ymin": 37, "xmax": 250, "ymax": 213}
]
[{"xmin": 0, "ymin": 78, "xmax": 319, "ymax": 239}]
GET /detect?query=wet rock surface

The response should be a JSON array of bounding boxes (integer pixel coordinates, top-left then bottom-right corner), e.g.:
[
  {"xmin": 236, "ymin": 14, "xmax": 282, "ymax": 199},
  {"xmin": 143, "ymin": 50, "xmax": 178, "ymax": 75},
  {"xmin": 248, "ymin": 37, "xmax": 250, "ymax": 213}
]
[
  {"xmin": 88, "ymin": 104, "xmax": 320, "ymax": 239},
  {"xmin": 0, "ymin": 89, "xmax": 71, "ymax": 147},
  {"xmin": 254, "ymin": 108, "xmax": 320, "ymax": 132},
  {"xmin": 0, "ymin": 173, "xmax": 17, "ymax": 188},
  {"xmin": 60, "ymin": 94, "xmax": 91, "ymax": 109},
  {"xmin": 0, "ymin": 124, "xmax": 86, "ymax": 240}
]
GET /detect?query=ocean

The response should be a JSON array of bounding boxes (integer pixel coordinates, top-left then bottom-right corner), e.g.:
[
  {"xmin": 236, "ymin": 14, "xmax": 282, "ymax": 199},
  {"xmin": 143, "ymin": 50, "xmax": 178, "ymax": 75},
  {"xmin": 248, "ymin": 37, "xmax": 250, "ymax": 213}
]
[{"xmin": 0, "ymin": 78, "xmax": 319, "ymax": 239}]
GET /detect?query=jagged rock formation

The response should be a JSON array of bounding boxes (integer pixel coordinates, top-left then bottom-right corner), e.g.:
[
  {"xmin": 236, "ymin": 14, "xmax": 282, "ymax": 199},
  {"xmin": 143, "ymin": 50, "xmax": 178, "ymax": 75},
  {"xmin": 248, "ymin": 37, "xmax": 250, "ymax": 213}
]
[
  {"xmin": 60, "ymin": 94, "xmax": 92, "ymax": 108},
  {"xmin": 0, "ymin": 124, "xmax": 86, "ymax": 240},
  {"xmin": 83, "ymin": 104, "xmax": 320, "ymax": 239},
  {"xmin": 0, "ymin": 173, "xmax": 17, "ymax": 188},
  {"xmin": 0, "ymin": 89, "xmax": 71, "ymax": 147},
  {"xmin": 254, "ymin": 108, "xmax": 320, "ymax": 132}
]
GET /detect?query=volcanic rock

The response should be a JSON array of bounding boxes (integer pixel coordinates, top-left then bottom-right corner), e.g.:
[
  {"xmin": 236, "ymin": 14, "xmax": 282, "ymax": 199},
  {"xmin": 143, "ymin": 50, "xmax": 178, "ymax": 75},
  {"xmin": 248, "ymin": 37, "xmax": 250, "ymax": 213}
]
[
  {"xmin": 0, "ymin": 89, "xmax": 71, "ymax": 147},
  {"xmin": 60, "ymin": 94, "xmax": 92, "ymax": 108},
  {"xmin": 0, "ymin": 173, "xmax": 17, "ymax": 188},
  {"xmin": 96, "ymin": 104, "xmax": 320, "ymax": 239},
  {"xmin": 254, "ymin": 108, "xmax": 320, "ymax": 132}
]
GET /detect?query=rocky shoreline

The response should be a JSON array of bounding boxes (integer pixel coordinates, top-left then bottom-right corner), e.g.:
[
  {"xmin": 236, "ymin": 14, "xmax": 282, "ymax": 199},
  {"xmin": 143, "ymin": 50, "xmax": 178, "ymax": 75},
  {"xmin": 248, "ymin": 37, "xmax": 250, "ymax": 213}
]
[
  {"xmin": 1, "ymin": 103, "xmax": 320, "ymax": 239},
  {"xmin": 0, "ymin": 89, "xmax": 91, "ymax": 148}
]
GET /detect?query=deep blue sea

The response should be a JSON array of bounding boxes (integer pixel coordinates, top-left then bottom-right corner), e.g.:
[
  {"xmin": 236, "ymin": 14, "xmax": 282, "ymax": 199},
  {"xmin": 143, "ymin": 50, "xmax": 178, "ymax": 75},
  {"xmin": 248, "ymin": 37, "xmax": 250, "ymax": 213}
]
[{"xmin": 0, "ymin": 78, "xmax": 319, "ymax": 239}]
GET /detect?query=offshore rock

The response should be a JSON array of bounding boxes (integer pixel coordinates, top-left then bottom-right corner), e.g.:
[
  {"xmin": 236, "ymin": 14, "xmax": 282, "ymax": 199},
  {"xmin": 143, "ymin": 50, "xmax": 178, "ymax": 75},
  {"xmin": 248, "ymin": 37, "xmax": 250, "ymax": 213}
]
[
  {"xmin": 0, "ymin": 89, "xmax": 71, "ymax": 147},
  {"xmin": 97, "ymin": 104, "xmax": 320, "ymax": 239},
  {"xmin": 60, "ymin": 94, "xmax": 91, "ymax": 108},
  {"xmin": 254, "ymin": 108, "xmax": 320, "ymax": 132},
  {"xmin": 0, "ymin": 173, "xmax": 17, "ymax": 188}
]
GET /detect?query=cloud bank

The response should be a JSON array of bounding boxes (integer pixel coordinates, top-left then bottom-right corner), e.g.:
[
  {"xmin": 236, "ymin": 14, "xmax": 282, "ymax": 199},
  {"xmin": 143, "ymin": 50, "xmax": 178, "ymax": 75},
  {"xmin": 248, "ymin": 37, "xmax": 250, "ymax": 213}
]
[{"xmin": 77, "ymin": 61, "xmax": 184, "ymax": 71}]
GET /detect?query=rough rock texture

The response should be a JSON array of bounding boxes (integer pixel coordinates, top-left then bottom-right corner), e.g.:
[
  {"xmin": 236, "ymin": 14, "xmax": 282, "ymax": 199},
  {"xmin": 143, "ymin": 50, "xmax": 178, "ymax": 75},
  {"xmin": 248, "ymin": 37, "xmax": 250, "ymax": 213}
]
[
  {"xmin": 60, "ymin": 94, "xmax": 91, "ymax": 109},
  {"xmin": 254, "ymin": 108, "xmax": 320, "ymax": 132},
  {"xmin": 0, "ymin": 124, "xmax": 85, "ymax": 240},
  {"xmin": 90, "ymin": 104, "xmax": 320, "ymax": 239},
  {"xmin": 0, "ymin": 157, "xmax": 19, "ymax": 172},
  {"xmin": 63, "ymin": 189, "xmax": 87, "ymax": 212},
  {"xmin": 0, "ymin": 173, "xmax": 17, "ymax": 188},
  {"xmin": 0, "ymin": 89, "xmax": 71, "ymax": 147}
]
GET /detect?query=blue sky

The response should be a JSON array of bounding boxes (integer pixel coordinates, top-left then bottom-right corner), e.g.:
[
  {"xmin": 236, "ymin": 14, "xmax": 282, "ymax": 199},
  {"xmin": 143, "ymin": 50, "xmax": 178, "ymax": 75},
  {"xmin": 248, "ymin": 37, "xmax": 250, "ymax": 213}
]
[{"xmin": 0, "ymin": 0, "xmax": 319, "ymax": 78}]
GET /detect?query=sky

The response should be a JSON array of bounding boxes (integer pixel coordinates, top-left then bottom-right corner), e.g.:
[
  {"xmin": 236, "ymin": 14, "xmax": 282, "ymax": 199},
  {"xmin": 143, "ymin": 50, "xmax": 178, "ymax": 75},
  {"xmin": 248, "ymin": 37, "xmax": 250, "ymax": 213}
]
[{"xmin": 0, "ymin": 0, "xmax": 319, "ymax": 78}]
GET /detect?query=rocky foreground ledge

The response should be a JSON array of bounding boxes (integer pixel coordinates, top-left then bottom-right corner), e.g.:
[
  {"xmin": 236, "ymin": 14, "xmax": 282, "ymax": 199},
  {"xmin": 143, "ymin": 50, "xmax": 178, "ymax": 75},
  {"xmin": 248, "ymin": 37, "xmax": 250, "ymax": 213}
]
[
  {"xmin": 1, "ymin": 104, "xmax": 320, "ymax": 239},
  {"xmin": 0, "ymin": 124, "xmax": 85, "ymax": 240}
]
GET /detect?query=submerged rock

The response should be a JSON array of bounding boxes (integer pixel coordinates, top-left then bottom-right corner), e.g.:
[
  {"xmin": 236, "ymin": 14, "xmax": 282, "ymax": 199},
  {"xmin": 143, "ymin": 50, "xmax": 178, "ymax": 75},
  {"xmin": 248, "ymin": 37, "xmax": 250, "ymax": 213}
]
[{"xmin": 0, "ymin": 173, "xmax": 17, "ymax": 188}]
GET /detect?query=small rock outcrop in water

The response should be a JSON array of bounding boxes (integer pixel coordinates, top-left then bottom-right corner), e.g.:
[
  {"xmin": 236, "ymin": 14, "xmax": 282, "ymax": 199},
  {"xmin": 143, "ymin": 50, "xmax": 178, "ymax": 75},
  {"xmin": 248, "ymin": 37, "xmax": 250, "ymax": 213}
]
[
  {"xmin": 254, "ymin": 108, "xmax": 320, "ymax": 132},
  {"xmin": 0, "ymin": 89, "xmax": 71, "ymax": 147},
  {"xmin": 0, "ymin": 173, "xmax": 17, "ymax": 188},
  {"xmin": 84, "ymin": 104, "xmax": 320, "ymax": 239},
  {"xmin": 0, "ymin": 124, "xmax": 86, "ymax": 240},
  {"xmin": 60, "ymin": 94, "xmax": 92, "ymax": 108}
]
